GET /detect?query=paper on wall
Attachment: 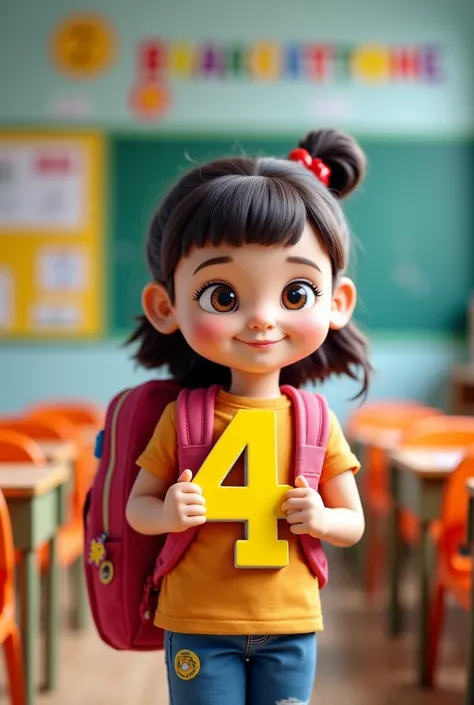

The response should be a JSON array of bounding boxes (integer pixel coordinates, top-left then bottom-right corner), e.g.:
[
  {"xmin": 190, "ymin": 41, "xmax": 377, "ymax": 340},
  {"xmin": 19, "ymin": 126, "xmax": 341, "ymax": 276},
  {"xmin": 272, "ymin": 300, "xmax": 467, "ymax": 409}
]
[
  {"xmin": 37, "ymin": 248, "xmax": 87, "ymax": 291},
  {"xmin": 0, "ymin": 141, "xmax": 85, "ymax": 230}
]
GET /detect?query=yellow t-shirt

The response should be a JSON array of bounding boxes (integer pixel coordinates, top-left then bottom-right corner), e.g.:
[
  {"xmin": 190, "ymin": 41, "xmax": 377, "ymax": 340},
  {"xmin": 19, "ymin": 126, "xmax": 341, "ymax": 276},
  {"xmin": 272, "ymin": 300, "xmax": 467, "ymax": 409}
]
[{"xmin": 136, "ymin": 389, "xmax": 359, "ymax": 635}]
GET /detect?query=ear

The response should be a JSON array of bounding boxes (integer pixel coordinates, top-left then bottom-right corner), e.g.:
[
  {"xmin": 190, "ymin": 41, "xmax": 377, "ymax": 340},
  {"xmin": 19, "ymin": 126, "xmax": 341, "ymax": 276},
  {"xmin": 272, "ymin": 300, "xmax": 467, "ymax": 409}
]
[
  {"xmin": 142, "ymin": 282, "xmax": 179, "ymax": 335},
  {"xmin": 329, "ymin": 276, "xmax": 357, "ymax": 330}
]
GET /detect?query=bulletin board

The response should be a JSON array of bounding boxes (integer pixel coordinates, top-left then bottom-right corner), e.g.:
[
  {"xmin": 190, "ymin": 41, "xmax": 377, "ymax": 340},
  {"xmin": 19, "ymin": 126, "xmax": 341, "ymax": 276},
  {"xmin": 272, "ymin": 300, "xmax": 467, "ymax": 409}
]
[{"xmin": 0, "ymin": 132, "xmax": 105, "ymax": 339}]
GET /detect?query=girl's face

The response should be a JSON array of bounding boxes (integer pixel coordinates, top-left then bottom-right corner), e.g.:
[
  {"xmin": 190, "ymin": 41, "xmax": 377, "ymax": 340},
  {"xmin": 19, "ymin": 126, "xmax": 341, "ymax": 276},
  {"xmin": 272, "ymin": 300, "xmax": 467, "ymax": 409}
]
[{"xmin": 144, "ymin": 221, "xmax": 356, "ymax": 396}]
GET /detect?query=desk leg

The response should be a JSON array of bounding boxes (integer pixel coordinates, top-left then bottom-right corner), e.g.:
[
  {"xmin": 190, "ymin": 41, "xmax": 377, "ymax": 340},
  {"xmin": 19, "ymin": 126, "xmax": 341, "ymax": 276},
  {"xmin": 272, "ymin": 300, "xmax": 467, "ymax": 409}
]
[
  {"xmin": 388, "ymin": 500, "xmax": 403, "ymax": 635},
  {"xmin": 417, "ymin": 520, "xmax": 433, "ymax": 687},
  {"xmin": 44, "ymin": 534, "xmax": 59, "ymax": 691},
  {"xmin": 20, "ymin": 549, "xmax": 40, "ymax": 705},
  {"xmin": 72, "ymin": 557, "xmax": 88, "ymax": 630}
]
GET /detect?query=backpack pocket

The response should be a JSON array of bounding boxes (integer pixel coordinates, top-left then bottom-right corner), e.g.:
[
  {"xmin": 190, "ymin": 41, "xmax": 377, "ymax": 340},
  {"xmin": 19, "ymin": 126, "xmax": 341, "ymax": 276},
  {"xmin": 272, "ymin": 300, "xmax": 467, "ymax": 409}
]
[{"xmin": 85, "ymin": 537, "xmax": 126, "ymax": 647}]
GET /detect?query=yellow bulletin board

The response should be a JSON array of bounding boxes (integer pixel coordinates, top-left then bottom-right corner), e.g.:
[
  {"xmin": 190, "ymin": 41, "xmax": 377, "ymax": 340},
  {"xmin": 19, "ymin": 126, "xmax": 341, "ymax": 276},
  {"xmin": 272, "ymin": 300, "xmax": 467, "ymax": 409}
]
[{"xmin": 0, "ymin": 132, "xmax": 105, "ymax": 339}]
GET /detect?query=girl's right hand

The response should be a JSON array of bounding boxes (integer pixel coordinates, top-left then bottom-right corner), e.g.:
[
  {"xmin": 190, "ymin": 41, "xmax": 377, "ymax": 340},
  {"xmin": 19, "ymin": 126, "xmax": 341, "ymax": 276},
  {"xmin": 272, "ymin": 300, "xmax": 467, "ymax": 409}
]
[{"xmin": 162, "ymin": 469, "xmax": 207, "ymax": 533}]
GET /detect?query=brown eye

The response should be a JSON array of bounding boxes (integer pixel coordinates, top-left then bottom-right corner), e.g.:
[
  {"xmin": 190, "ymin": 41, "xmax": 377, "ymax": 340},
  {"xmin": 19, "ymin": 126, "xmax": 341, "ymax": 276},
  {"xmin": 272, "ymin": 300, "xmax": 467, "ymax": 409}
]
[
  {"xmin": 281, "ymin": 282, "xmax": 319, "ymax": 310},
  {"xmin": 199, "ymin": 284, "xmax": 238, "ymax": 314}
]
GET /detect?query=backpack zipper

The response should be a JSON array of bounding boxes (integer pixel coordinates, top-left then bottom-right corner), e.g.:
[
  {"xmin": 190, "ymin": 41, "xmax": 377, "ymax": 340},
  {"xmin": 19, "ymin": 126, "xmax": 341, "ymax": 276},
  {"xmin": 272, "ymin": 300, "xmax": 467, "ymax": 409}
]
[{"xmin": 102, "ymin": 389, "xmax": 132, "ymax": 536}]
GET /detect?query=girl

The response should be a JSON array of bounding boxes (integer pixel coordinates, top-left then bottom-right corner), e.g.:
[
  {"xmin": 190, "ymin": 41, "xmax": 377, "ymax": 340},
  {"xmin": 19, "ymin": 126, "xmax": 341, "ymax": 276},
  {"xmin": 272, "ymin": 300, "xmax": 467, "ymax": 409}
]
[{"xmin": 126, "ymin": 128, "xmax": 371, "ymax": 705}]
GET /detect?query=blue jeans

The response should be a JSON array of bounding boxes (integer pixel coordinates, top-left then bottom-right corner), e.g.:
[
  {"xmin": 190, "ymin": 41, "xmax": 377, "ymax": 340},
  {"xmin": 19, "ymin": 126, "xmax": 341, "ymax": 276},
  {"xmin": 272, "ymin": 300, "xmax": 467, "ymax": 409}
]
[{"xmin": 165, "ymin": 631, "xmax": 317, "ymax": 705}]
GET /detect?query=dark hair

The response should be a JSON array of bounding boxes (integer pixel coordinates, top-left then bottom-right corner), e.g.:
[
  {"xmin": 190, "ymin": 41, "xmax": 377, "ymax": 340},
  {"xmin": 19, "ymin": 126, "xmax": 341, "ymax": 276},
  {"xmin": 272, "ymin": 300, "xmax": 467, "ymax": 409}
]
[{"xmin": 128, "ymin": 128, "xmax": 372, "ymax": 397}]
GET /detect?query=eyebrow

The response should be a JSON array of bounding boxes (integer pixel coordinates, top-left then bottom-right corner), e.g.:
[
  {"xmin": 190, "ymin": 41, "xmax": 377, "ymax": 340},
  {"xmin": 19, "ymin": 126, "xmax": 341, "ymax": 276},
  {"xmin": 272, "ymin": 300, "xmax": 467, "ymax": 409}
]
[
  {"xmin": 193, "ymin": 256, "xmax": 233, "ymax": 275},
  {"xmin": 286, "ymin": 256, "xmax": 321, "ymax": 273}
]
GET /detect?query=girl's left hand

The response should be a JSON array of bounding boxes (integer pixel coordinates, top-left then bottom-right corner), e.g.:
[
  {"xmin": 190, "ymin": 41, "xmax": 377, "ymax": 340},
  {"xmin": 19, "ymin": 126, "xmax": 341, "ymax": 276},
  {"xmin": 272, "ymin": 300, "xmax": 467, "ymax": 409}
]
[{"xmin": 281, "ymin": 475, "xmax": 329, "ymax": 538}]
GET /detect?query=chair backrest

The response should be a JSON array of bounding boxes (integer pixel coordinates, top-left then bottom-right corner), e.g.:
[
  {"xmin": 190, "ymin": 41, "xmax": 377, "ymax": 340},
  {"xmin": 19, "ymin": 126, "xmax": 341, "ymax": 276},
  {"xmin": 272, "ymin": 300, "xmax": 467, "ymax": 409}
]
[
  {"xmin": 0, "ymin": 415, "xmax": 77, "ymax": 442},
  {"xmin": 400, "ymin": 416, "xmax": 474, "ymax": 448},
  {"xmin": 0, "ymin": 430, "xmax": 47, "ymax": 464},
  {"xmin": 27, "ymin": 410, "xmax": 96, "ymax": 521},
  {"xmin": 437, "ymin": 447, "xmax": 474, "ymax": 576},
  {"xmin": 0, "ymin": 488, "xmax": 15, "ymax": 613},
  {"xmin": 27, "ymin": 401, "xmax": 104, "ymax": 429},
  {"xmin": 348, "ymin": 405, "xmax": 444, "ymax": 496},
  {"xmin": 347, "ymin": 402, "xmax": 443, "ymax": 438}
]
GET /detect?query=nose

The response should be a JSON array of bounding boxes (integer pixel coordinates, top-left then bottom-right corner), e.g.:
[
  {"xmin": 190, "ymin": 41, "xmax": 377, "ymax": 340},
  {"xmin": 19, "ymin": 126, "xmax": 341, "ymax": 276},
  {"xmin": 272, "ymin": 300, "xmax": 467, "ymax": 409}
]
[{"xmin": 247, "ymin": 307, "xmax": 277, "ymax": 331}]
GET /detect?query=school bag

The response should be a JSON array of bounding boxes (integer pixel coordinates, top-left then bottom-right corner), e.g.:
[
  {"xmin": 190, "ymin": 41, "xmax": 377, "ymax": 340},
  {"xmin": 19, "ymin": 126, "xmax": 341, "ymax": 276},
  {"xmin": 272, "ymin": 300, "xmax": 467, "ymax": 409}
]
[{"xmin": 83, "ymin": 380, "xmax": 330, "ymax": 651}]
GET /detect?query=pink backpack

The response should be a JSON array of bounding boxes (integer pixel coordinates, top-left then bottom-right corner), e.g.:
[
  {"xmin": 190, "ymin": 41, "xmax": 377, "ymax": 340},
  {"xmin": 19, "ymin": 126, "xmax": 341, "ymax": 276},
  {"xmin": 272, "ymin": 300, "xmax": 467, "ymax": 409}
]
[{"xmin": 83, "ymin": 380, "xmax": 330, "ymax": 651}]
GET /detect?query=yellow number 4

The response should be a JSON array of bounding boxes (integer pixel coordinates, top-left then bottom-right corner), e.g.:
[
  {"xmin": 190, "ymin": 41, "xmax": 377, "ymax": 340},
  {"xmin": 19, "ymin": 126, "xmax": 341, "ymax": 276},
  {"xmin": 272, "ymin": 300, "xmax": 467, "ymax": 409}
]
[{"xmin": 192, "ymin": 410, "xmax": 291, "ymax": 568}]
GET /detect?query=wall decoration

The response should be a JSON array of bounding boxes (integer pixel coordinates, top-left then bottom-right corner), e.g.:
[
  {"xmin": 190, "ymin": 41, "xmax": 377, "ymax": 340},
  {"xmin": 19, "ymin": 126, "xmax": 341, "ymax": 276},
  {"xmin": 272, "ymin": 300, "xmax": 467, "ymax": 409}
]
[
  {"xmin": 50, "ymin": 13, "xmax": 117, "ymax": 79},
  {"xmin": 134, "ymin": 40, "xmax": 443, "ymax": 84},
  {"xmin": 129, "ymin": 41, "xmax": 171, "ymax": 121}
]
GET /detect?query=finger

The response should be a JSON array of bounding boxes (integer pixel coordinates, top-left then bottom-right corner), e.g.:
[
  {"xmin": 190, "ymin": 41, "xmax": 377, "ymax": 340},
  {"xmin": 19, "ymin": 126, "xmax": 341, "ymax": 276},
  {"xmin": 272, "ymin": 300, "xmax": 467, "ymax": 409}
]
[
  {"xmin": 182, "ymin": 493, "xmax": 206, "ymax": 506},
  {"xmin": 281, "ymin": 497, "xmax": 308, "ymax": 512},
  {"xmin": 177, "ymin": 482, "xmax": 203, "ymax": 495},
  {"xmin": 183, "ymin": 504, "xmax": 207, "ymax": 517},
  {"xmin": 286, "ymin": 510, "xmax": 311, "ymax": 525},
  {"xmin": 289, "ymin": 523, "xmax": 307, "ymax": 535},
  {"xmin": 178, "ymin": 469, "xmax": 193, "ymax": 483},
  {"xmin": 185, "ymin": 514, "xmax": 207, "ymax": 527},
  {"xmin": 285, "ymin": 508, "xmax": 300, "ymax": 516},
  {"xmin": 285, "ymin": 488, "xmax": 310, "ymax": 500},
  {"xmin": 295, "ymin": 475, "xmax": 310, "ymax": 489}
]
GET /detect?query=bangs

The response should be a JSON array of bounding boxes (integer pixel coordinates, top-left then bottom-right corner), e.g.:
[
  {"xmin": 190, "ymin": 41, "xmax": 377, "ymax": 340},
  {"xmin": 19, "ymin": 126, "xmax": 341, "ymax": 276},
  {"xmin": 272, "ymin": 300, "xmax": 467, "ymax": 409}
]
[{"xmin": 179, "ymin": 173, "xmax": 307, "ymax": 255}]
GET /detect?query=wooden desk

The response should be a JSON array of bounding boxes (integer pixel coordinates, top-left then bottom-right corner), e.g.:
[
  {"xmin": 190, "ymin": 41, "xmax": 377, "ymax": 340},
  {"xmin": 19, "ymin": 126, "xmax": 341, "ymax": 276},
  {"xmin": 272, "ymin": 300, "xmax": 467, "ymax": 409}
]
[
  {"xmin": 465, "ymin": 478, "xmax": 474, "ymax": 704},
  {"xmin": 0, "ymin": 462, "xmax": 71, "ymax": 705},
  {"xmin": 388, "ymin": 448, "xmax": 464, "ymax": 688},
  {"xmin": 352, "ymin": 426, "xmax": 403, "ymax": 454},
  {"xmin": 36, "ymin": 440, "xmax": 77, "ymax": 464}
]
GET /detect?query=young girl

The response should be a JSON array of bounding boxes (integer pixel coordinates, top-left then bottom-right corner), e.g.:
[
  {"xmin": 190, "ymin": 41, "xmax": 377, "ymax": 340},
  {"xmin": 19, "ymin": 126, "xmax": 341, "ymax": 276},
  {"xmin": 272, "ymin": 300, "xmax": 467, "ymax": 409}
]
[{"xmin": 126, "ymin": 128, "xmax": 371, "ymax": 705}]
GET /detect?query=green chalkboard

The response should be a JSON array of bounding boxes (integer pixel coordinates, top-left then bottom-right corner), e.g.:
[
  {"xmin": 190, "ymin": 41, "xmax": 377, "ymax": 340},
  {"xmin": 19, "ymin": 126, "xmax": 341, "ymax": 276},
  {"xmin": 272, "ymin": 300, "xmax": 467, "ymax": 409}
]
[{"xmin": 109, "ymin": 136, "xmax": 474, "ymax": 335}]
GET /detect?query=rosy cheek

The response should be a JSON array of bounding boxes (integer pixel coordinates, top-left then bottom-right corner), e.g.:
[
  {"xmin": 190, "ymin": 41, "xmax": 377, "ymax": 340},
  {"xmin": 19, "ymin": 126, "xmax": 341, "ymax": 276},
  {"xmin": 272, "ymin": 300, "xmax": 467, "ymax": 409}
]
[
  {"xmin": 290, "ymin": 313, "xmax": 328, "ymax": 346},
  {"xmin": 190, "ymin": 317, "xmax": 228, "ymax": 344}
]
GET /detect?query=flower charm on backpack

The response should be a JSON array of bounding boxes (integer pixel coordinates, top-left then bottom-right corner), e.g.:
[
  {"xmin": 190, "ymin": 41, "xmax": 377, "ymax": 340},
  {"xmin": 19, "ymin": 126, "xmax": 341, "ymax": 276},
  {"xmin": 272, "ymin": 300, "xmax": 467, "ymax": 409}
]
[{"xmin": 88, "ymin": 535, "xmax": 107, "ymax": 567}]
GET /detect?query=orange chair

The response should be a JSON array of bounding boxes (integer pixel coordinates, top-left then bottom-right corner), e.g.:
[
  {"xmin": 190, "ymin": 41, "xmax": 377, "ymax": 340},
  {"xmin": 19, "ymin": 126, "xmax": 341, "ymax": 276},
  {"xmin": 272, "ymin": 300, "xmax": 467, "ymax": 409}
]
[
  {"xmin": 27, "ymin": 403, "xmax": 102, "ymax": 512},
  {"xmin": 426, "ymin": 447, "xmax": 474, "ymax": 686},
  {"xmin": 0, "ymin": 430, "xmax": 46, "ymax": 465},
  {"xmin": 27, "ymin": 401, "xmax": 103, "ymax": 433},
  {"xmin": 346, "ymin": 400, "xmax": 439, "ymax": 441},
  {"xmin": 0, "ymin": 487, "xmax": 26, "ymax": 705},
  {"xmin": 347, "ymin": 403, "xmax": 444, "ymax": 597},
  {"xmin": 0, "ymin": 417, "xmax": 87, "ymax": 628}
]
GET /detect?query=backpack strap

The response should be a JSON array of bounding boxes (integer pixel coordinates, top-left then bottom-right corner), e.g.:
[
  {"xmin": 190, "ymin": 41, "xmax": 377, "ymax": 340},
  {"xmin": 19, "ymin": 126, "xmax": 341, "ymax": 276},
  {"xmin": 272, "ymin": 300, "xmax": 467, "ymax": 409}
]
[
  {"xmin": 175, "ymin": 384, "xmax": 221, "ymax": 475},
  {"xmin": 146, "ymin": 384, "xmax": 221, "ymax": 607},
  {"xmin": 280, "ymin": 385, "xmax": 330, "ymax": 491}
]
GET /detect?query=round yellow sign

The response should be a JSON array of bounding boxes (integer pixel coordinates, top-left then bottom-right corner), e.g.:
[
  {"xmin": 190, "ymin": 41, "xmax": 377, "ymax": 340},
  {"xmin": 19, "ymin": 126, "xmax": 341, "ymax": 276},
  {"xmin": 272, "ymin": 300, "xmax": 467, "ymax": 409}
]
[{"xmin": 51, "ymin": 13, "xmax": 116, "ymax": 78}]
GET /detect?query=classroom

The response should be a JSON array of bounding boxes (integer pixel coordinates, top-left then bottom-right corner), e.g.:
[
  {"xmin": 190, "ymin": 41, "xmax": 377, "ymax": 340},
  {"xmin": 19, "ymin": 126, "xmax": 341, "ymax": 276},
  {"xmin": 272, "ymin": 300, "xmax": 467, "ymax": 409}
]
[{"xmin": 0, "ymin": 0, "xmax": 474, "ymax": 704}]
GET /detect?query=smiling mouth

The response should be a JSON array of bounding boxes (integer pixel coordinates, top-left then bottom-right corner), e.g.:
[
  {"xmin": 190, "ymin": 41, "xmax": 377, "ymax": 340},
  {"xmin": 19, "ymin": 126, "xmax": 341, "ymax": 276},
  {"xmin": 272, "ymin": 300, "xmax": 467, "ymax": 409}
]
[{"xmin": 236, "ymin": 338, "xmax": 286, "ymax": 348}]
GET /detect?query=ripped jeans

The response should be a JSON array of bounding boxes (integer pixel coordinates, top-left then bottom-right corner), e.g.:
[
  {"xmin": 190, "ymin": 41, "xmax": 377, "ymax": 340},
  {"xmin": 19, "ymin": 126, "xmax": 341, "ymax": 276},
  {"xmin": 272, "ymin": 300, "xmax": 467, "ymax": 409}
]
[{"xmin": 165, "ymin": 631, "xmax": 317, "ymax": 705}]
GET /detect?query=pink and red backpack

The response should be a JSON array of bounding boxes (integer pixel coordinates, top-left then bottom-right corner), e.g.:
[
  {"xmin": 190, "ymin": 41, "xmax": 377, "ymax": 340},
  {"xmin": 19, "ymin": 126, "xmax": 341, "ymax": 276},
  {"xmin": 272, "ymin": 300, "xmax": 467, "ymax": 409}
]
[{"xmin": 83, "ymin": 380, "xmax": 330, "ymax": 651}]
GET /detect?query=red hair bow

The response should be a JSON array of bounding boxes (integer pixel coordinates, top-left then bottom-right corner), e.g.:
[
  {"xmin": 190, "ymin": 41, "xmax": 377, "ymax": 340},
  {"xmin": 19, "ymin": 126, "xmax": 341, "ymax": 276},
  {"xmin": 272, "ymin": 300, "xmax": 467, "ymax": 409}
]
[{"xmin": 288, "ymin": 148, "xmax": 331, "ymax": 187}]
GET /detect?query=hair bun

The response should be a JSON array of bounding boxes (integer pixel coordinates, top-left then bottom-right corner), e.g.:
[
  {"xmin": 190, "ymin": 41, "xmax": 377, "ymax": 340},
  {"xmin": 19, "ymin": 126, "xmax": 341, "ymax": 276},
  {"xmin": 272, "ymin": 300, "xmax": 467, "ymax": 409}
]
[{"xmin": 298, "ymin": 129, "xmax": 366, "ymax": 198}]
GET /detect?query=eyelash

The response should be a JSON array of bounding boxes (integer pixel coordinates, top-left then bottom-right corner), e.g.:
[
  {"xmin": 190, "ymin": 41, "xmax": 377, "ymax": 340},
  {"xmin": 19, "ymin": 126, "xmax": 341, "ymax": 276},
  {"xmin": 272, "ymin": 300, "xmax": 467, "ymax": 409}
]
[
  {"xmin": 192, "ymin": 279, "xmax": 323, "ymax": 300},
  {"xmin": 192, "ymin": 280, "xmax": 225, "ymax": 300},
  {"xmin": 295, "ymin": 280, "xmax": 323, "ymax": 298}
]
